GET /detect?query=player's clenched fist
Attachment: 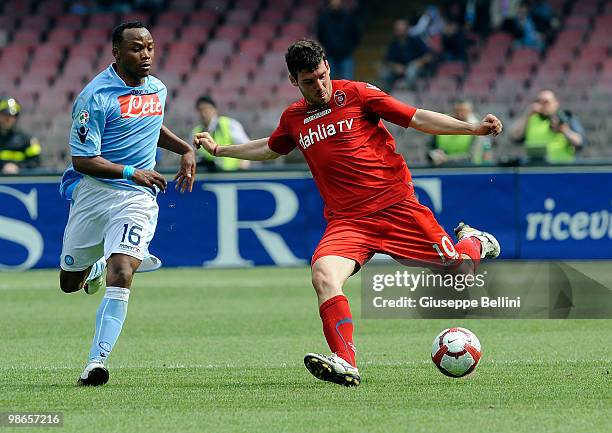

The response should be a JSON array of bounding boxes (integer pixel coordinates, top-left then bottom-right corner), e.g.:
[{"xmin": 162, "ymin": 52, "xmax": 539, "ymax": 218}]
[
  {"xmin": 475, "ymin": 114, "xmax": 503, "ymax": 136},
  {"xmin": 193, "ymin": 132, "xmax": 219, "ymax": 156},
  {"xmin": 132, "ymin": 169, "xmax": 168, "ymax": 193}
]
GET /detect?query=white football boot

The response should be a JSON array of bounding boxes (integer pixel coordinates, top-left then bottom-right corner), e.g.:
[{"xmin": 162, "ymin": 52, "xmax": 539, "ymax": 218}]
[
  {"xmin": 454, "ymin": 222, "xmax": 501, "ymax": 259},
  {"xmin": 136, "ymin": 254, "xmax": 162, "ymax": 273},
  {"xmin": 83, "ymin": 258, "xmax": 106, "ymax": 295},
  {"xmin": 304, "ymin": 353, "xmax": 361, "ymax": 387},
  {"xmin": 77, "ymin": 361, "xmax": 109, "ymax": 386}
]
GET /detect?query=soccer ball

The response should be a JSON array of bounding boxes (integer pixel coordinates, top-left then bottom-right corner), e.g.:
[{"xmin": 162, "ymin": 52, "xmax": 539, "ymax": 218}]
[{"xmin": 431, "ymin": 327, "xmax": 482, "ymax": 378}]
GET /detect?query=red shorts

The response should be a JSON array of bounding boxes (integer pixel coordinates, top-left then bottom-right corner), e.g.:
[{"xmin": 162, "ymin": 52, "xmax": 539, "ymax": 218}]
[{"xmin": 312, "ymin": 194, "xmax": 459, "ymax": 269}]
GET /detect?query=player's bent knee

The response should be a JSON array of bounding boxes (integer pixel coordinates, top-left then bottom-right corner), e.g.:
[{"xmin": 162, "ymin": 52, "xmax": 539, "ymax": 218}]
[
  {"xmin": 311, "ymin": 267, "xmax": 341, "ymax": 297},
  {"xmin": 311, "ymin": 268, "xmax": 327, "ymax": 291},
  {"xmin": 59, "ymin": 271, "xmax": 85, "ymax": 293},
  {"xmin": 106, "ymin": 265, "xmax": 135, "ymax": 288},
  {"xmin": 106, "ymin": 254, "xmax": 141, "ymax": 288}
]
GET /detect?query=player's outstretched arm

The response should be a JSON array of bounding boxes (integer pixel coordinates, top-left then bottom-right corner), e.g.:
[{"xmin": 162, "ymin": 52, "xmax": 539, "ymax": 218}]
[
  {"xmin": 410, "ymin": 109, "xmax": 503, "ymax": 137},
  {"xmin": 158, "ymin": 125, "xmax": 196, "ymax": 193},
  {"xmin": 72, "ymin": 156, "xmax": 167, "ymax": 192},
  {"xmin": 193, "ymin": 132, "xmax": 281, "ymax": 161}
]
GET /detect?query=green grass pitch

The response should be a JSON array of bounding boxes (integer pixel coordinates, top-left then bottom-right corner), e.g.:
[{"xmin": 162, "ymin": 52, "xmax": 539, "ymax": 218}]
[{"xmin": 1, "ymin": 267, "xmax": 610, "ymax": 433}]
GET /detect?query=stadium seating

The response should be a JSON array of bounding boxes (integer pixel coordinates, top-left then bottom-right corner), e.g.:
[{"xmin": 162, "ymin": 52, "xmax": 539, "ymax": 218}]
[
  {"xmin": 390, "ymin": 0, "xmax": 612, "ymax": 159},
  {"xmin": 0, "ymin": 0, "xmax": 307, "ymax": 169},
  {"xmin": 0, "ymin": 0, "xmax": 611, "ymax": 170}
]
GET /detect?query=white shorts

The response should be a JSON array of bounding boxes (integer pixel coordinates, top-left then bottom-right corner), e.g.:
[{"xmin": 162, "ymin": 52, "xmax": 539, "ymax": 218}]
[{"xmin": 60, "ymin": 177, "xmax": 159, "ymax": 272}]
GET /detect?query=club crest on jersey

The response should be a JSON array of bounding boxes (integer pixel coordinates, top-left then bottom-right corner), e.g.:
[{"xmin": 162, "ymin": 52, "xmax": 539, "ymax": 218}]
[
  {"xmin": 118, "ymin": 93, "xmax": 163, "ymax": 118},
  {"xmin": 334, "ymin": 90, "xmax": 347, "ymax": 107}
]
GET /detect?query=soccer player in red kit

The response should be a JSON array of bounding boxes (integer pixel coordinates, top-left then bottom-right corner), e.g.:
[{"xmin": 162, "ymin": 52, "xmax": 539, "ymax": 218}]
[{"xmin": 194, "ymin": 40, "xmax": 502, "ymax": 387}]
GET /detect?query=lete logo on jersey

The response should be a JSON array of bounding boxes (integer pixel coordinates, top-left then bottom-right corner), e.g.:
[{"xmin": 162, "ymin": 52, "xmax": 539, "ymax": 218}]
[{"xmin": 118, "ymin": 93, "xmax": 163, "ymax": 118}]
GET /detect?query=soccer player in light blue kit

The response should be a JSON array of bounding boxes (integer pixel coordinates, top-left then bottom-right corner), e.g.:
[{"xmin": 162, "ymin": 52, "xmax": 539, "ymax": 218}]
[{"xmin": 59, "ymin": 22, "xmax": 196, "ymax": 386}]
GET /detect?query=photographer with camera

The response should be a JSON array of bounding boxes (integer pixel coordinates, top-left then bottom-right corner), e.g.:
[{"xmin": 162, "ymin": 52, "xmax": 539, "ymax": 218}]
[{"xmin": 510, "ymin": 90, "xmax": 585, "ymax": 163}]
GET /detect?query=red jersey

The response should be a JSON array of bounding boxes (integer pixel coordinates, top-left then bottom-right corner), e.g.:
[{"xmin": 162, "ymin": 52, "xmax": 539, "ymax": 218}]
[{"xmin": 268, "ymin": 80, "xmax": 418, "ymax": 220}]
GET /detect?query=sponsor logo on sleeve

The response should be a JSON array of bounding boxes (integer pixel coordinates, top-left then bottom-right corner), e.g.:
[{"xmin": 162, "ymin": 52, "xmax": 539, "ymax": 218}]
[
  {"xmin": 77, "ymin": 126, "xmax": 89, "ymax": 144},
  {"xmin": 77, "ymin": 109, "xmax": 89, "ymax": 125},
  {"xmin": 74, "ymin": 109, "xmax": 90, "ymax": 143}
]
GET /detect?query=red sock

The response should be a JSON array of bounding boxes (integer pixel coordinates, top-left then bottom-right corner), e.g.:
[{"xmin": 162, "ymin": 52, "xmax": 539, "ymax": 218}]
[
  {"xmin": 319, "ymin": 295, "xmax": 356, "ymax": 367},
  {"xmin": 455, "ymin": 237, "xmax": 482, "ymax": 271}
]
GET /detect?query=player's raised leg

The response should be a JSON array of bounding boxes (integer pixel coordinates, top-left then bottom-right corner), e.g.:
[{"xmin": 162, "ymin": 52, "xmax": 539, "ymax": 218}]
[
  {"xmin": 454, "ymin": 222, "xmax": 500, "ymax": 259},
  {"xmin": 379, "ymin": 196, "xmax": 499, "ymax": 274},
  {"xmin": 446, "ymin": 222, "xmax": 500, "ymax": 275},
  {"xmin": 60, "ymin": 256, "xmax": 106, "ymax": 295},
  {"xmin": 78, "ymin": 253, "xmax": 140, "ymax": 386},
  {"xmin": 83, "ymin": 257, "xmax": 106, "ymax": 295},
  {"xmin": 305, "ymin": 255, "xmax": 361, "ymax": 387},
  {"xmin": 60, "ymin": 257, "xmax": 107, "ymax": 295},
  {"xmin": 59, "ymin": 268, "xmax": 91, "ymax": 293},
  {"xmin": 59, "ymin": 183, "xmax": 107, "ymax": 295}
]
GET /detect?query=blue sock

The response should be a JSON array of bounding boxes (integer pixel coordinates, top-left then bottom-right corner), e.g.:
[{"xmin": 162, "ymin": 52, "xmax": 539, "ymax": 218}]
[
  {"xmin": 87, "ymin": 257, "xmax": 106, "ymax": 281},
  {"xmin": 88, "ymin": 287, "xmax": 130, "ymax": 363}
]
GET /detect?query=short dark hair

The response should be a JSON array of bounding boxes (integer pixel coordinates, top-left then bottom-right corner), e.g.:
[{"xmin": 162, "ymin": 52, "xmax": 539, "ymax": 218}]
[
  {"xmin": 112, "ymin": 21, "xmax": 147, "ymax": 46},
  {"xmin": 196, "ymin": 94, "xmax": 216, "ymax": 108},
  {"xmin": 285, "ymin": 39, "xmax": 326, "ymax": 79}
]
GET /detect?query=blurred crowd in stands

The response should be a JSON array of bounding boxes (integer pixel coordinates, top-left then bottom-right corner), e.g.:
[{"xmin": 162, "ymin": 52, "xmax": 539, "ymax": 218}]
[
  {"xmin": 0, "ymin": 0, "xmax": 610, "ymax": 175},
  {"xmin": 377, "ymin": 0, "xmax": 591, "ymax": 166},
  {"xmin": 379, "ymin": 0, "xmax": 559, "ymax": 91}
]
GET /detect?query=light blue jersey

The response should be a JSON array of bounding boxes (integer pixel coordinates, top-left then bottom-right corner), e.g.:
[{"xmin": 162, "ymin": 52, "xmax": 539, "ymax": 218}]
[{"xmin": 60, "ymin": 64, "xmax": 167, "ymax": 200}]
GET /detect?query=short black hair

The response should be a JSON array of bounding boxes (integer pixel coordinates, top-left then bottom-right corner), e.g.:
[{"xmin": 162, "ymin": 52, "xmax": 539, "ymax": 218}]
[
  {"xmin": 112, "ymin": 21, "xmax": 147, "ymax": 46},
  {"xmin": 285, "ymin": 39, "xmax": 326, "ymax": 79},
  {"xmin": 196, "ymin": 94, "xmax": 216, "ymax": 108}
]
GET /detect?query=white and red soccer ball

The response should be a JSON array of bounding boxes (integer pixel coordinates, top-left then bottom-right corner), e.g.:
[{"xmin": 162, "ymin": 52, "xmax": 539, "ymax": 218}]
[{"xmin": 431, "ymin": 327, "xmax": 482, "ymax": 377}]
